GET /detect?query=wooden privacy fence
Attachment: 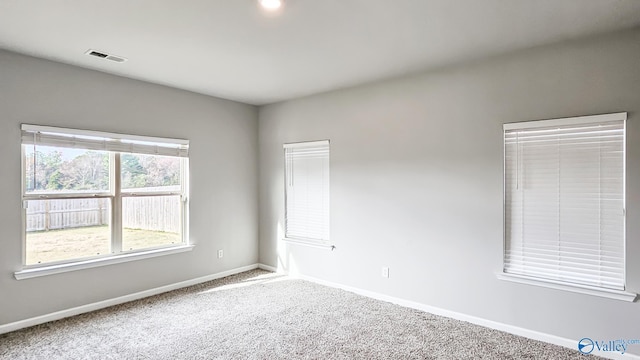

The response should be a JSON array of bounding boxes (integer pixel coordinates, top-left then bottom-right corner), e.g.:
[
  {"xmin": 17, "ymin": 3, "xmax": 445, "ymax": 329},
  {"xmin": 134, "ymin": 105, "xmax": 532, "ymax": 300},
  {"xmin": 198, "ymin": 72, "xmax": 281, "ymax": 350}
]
[
  {"xmin": 26, "ymin": 197, "xmax": 180, "ymax": 233},
  {"xmin": 123, "ymin": 196, "xmax": 181, "ymax": 233}
]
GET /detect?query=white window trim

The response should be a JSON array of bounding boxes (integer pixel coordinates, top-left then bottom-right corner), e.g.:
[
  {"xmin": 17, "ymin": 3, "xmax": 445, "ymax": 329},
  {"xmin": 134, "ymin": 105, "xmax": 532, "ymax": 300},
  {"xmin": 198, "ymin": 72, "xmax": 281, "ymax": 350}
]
[
  {"xmin": 501, "ymin": 112, "xmax": 632, "ymax": 296},
  {"xmin": 14, "ymin": 245, "xmax": 194, "ymax": 280},
  {"xmin": 283, "ymin": 140, "xmax": 330, "ymax": 149},
  {"xmin": 497, "ymin": 273, "xmax": 637, "ymax": 302},
  {"xmin": 20, "ymin": 124, "xmax": 190, "ymax": 270}
]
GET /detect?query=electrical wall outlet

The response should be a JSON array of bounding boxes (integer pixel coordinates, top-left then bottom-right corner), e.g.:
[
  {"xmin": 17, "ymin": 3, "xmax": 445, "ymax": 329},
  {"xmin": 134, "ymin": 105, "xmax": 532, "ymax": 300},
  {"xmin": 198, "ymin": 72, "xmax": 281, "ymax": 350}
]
[
  {"xmin": 381, "ymin": 267, "xmax": 390, "ymax": 278},
  {"xmin": 218, "ymin": 249, "xmax": 224, "ymax": 259}
]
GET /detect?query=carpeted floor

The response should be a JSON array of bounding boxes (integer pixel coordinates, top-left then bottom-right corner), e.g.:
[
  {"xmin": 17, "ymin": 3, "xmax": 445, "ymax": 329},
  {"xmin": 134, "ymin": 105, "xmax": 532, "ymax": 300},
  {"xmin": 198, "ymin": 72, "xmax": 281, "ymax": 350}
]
[{"xmin": 0, "ymin": 270, "xmax": 594, "ymax": 359}]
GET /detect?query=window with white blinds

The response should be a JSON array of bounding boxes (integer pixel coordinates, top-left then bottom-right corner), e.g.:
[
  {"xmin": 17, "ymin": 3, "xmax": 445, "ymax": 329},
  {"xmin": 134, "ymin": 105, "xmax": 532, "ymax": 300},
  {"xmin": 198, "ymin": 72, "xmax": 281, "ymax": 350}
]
[
  {"xmin": 284, "ymin": 140, "xmax": 330, "ymax": 243},
  {"xmin": 503, "ymin": 113, "xmax": 626, "ymax": 291}
]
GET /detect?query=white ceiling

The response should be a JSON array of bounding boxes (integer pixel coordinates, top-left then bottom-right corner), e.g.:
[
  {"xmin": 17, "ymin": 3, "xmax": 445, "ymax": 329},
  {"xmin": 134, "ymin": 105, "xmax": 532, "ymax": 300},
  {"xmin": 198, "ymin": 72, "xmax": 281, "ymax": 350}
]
[{"xmin": 1, "ymin": 1, "xmax": 640, "ymax": 105}]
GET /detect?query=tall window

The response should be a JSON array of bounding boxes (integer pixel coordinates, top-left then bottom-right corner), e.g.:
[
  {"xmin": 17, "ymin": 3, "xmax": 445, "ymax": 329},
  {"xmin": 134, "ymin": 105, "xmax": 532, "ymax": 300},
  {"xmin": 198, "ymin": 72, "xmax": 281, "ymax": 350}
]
[
  {"xmin": 21, "ymin": 124, "xmax": 189, "ymax": 266},
  {"xmin": 503, "ymin": 113, "xmax": 625, "ymax": 291},
  {"xmin": 284, "ymin": 140, "xmax": 330, "ymax": 244}
]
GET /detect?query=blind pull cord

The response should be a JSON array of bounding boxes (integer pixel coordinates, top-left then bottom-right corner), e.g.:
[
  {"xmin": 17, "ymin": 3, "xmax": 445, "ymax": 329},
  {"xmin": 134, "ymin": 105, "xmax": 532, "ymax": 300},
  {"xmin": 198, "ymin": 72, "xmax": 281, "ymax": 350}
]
[
  {"xmin": 32, "ymin": 132, "xmax": 37, "ymax": 191},
  {"xmin": 516, "ymin": 131, "xmax": 519, "ymax": 190},
  {"xmin": 290, "ymin": 153, "xmax": 294, "ymax": 187}
]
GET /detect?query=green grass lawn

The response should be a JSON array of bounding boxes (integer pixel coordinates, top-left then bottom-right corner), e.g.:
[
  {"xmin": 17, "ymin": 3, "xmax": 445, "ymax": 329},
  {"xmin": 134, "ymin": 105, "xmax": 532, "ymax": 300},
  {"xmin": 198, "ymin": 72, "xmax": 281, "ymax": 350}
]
[{"xmin": 26, "ymin": 226, "xmax": 181, "ymax": 265}]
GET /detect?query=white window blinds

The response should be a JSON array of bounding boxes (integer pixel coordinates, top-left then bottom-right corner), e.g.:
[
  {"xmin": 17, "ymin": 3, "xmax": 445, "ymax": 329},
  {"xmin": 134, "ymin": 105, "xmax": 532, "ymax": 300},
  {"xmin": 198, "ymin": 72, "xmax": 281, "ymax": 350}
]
[
  {"xmin": 21, "ymin": 124, "xmax": 189, "ymax": 157},
  {"xmin": 504, "ymin": 113, "xmax": 626, "ymax": 290},
  {"xmin": 284, "ymin": 140, "xmax": 330, "ymax": 242}
]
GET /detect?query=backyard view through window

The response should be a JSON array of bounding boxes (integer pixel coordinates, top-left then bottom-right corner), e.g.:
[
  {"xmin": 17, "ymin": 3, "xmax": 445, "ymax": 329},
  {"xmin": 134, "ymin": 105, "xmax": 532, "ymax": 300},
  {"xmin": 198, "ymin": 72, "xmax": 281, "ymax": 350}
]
[{"xmin": 22, "ymin": 125, "xmax": 189, "ymax": 266}]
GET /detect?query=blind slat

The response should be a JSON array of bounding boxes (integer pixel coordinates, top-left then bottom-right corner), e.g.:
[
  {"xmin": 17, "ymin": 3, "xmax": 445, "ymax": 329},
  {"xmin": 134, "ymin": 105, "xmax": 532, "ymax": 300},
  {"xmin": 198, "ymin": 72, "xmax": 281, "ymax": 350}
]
[{"xmin": 21, "ymin": 124, "xmax": 189, "ymax": 157}]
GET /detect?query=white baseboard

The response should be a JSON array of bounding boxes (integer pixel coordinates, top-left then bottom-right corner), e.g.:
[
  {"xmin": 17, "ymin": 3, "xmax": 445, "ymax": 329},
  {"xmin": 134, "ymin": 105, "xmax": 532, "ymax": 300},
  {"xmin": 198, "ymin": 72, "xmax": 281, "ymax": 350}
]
[
  {"xmin": 257, "ymin": 263, "xmax": 278, "ymax": 272},
  {"xmin": 295, "ymin": 274, "xmax": 640, "ymax": 360},
  {"xmin": 0, "ymin": 263, "xmax": 260, "ymax": 335},
  {"xmin": 3, "ymin": 264, "xmax": 635, "ymax": 359}
]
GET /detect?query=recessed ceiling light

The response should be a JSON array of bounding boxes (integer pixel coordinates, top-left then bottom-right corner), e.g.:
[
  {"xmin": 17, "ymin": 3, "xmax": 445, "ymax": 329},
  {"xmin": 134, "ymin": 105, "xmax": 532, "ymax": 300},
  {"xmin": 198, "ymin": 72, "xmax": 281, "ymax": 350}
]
[{"xmin": 259, "ymin": 0, "xmax": 283, "ymax": 11}]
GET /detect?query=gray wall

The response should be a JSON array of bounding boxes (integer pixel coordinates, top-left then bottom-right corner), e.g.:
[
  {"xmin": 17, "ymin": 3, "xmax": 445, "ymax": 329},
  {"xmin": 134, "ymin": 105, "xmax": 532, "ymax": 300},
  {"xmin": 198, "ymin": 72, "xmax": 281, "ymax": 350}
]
[
  {"xmin": 259, "ymin": 28, "xmax": 640, "ymax": 350},
  {"xmin": 0, "ymin": 50, "xmax": 259, "ymax": 325}
]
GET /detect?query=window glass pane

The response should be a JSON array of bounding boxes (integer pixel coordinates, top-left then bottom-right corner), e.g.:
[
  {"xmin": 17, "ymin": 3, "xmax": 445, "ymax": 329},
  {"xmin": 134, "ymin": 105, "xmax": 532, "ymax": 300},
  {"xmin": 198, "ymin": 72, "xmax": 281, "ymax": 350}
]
[
  {"xmin": 122, "ymin": 195, "xmax": 182, "ymax": 251},
  {"xmin": 121, "ymin": 154, "xmax": 181, "ymax": 192},
  {"xmin": 25, "ymin": 198, "xmax": 111, "ymax": 265},
  {"xmin": 24, "ymin": 145, "xmax": 109, "ymax": 194}
]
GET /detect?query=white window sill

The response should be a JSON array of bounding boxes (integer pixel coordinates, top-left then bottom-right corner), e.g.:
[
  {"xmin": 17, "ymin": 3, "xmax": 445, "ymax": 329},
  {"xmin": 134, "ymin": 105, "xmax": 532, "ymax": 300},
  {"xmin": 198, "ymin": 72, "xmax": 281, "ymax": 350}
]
[
  {"xmin": 14, "ymin": 245, "xmax": 195, "ymax": 280},
  {"xmin": 497, "ymin": 272, "xmax": 637, "ymax": 302},
  {"xmin": 282, "ymin": 238, "xmax": 335, "ymax": 251}
]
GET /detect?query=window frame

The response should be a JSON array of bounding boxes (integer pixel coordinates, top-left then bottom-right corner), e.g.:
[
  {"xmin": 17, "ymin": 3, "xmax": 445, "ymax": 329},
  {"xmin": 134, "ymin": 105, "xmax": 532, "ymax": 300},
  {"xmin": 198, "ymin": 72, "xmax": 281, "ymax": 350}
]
[
  {"xmin": 499, "ymin": 112, "xmax": 636, "ymax": 301},
  {"xmin": 19, "ymin": 124, "xmax": 190, "ymax": 272}
]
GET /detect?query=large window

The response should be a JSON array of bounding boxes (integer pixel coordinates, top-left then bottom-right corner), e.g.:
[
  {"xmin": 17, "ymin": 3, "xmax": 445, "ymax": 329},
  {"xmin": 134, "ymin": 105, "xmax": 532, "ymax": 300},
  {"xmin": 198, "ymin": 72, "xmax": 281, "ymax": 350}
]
[
  {"xmin": 284, "ymin": 140, "xmax": 330, "ymax": 245},
  {"xmin": 21, "ymin": 124, "xmax": 189, "ymax": 267},
  {"xmin": 503, "ymin": 113, "xmax": 626, "ymax": 292}
]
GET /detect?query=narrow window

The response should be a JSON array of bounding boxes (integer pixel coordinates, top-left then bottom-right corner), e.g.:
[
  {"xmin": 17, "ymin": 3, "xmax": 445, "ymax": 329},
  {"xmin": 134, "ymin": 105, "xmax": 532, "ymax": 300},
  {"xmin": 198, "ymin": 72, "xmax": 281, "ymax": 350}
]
[{"xmin": 284, "ymin": 140, "xmax": 330, "ymax": 244}]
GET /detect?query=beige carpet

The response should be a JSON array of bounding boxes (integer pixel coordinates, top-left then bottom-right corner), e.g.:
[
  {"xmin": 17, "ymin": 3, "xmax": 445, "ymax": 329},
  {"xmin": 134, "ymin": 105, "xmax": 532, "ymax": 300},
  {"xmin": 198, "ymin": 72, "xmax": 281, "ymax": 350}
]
[{"xmin": 0, "ymin": 270, "xmax": 594, "ymax": 359}]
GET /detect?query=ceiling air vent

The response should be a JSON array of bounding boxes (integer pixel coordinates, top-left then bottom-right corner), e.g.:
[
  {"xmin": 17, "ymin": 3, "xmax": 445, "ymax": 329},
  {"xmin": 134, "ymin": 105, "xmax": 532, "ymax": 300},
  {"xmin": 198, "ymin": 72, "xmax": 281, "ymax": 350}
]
[{"xmin": 85, "ymin": 49, "xmax": 127, "ymax": 63}]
